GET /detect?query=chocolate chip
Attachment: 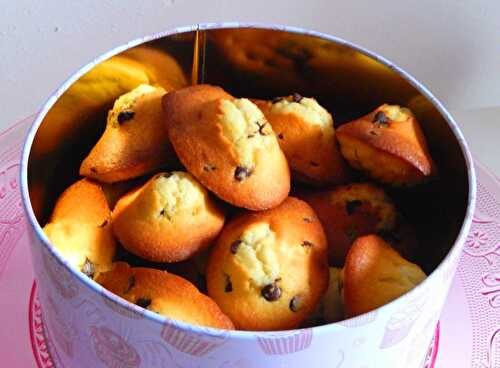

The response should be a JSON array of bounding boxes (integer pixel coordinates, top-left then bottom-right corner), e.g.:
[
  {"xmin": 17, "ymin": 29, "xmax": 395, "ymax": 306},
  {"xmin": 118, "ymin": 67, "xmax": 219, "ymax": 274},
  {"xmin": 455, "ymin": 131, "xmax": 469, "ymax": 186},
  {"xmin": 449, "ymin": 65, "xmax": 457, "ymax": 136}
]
[
  {"xmin": 292, "ymin": 93, "xmax": 303, "ymax": 103},
  {"xmin": 372, "ymin": 111, "xmax": 388, "ymax": 126},
  {"xmin": 289, "ymin": 296, "xmax": 301, "ymax": 312},
  {"xmin": 81, "ymin": 258, "xmax": 95, "ymax": 279},
  {"xmin": 346, "ymin": 200, "xmax": 363, "ymax": 215},
  {"xmin": 159, "ymin": 208, "xmax": 172, "ymax": 221},
  {"xmin": 136, "ymin": 298, "xmax": 151, "ymax": 309},
  {"xmin": 99, "ymin": 219, "xmax": 108, "ymax": 228},
  {"xmin": 261, "ymin": 283, "xmax": 281, "ymax": 301},
  {"xmin": 369, "ymin": 130, "xmax": 378, "ymax": 136},
  {"xmin": 277, "ymin": 133, "xmax": 284, "ymax": 140},
  {"xmin": 303, "ymin": 217, "xmax": 313, "ymax": 223},
  {"xmin": 203, "ymin": 164, "xmax": 217, "ymax": 172},
  {"xmin": 125, "ymin": 276, "xmax": 136, "ymax": 293},
  {"xmin": 224, "ymin": 275, "xmax": 233, "ymax": 292},
  {"xmin": 256, "ymin": 121, "xmax": 268, "ymax": 136},
  {"xmin": 90, "ymin": 167, "xmax": 97, "ymax": 173},
  {"xmin": 247, "ymin": 134, "xmax": 255, "ymax": 138},
  {"xmin": 301, "ymin": 240, "xmax": 314, "ymax": 247},
  {"xmin": 230, "ymin": 240, "xmax": 242, "ymax": 254},
  {"xmin": 117, "ymin": 111, "xmax": 135, "ymax": 124},
  {"xmin": 310, "ymin": 161, "xmax": 319, "ymax": 167},
  {"xmin": 234, "ymin": 166, "xmax": 252, "ymax": 181},
  {"xmin": 272, "ymin": 97, "xmax": 284, "ymax": 104}
]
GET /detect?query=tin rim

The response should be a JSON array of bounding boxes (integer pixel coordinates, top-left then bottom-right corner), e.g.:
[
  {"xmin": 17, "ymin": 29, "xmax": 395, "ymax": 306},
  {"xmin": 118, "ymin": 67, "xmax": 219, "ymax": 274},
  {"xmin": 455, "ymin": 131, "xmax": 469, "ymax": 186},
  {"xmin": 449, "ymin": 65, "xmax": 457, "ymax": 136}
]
[{"xmin": 20, "ymin": 22, "xmax": 476, "ymax": 339}]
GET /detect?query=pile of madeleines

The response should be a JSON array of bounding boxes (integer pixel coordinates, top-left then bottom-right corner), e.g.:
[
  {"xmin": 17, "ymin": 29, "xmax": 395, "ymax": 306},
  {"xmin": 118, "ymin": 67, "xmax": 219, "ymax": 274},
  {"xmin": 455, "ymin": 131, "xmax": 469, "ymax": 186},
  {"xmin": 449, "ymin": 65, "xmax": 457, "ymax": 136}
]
[{"xmin": 43, "ymin": 83, "xmax": 436, "ymax": 331}]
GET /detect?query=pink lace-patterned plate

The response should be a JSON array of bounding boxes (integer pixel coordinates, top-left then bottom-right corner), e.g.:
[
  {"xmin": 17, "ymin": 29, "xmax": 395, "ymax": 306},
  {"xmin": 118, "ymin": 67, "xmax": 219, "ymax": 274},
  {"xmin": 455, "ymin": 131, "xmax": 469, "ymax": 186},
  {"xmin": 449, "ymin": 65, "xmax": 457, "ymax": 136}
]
[{"xmin": 0, "ymin": 117, "xmax": 497, "ymax": 367}]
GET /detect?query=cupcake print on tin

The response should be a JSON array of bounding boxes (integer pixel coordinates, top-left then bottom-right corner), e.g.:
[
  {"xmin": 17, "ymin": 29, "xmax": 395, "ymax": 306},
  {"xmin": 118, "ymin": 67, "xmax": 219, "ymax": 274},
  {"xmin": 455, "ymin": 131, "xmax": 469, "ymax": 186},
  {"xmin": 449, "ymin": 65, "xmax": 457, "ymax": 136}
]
[
  {"xmin": 45, "ymin": 295, "xmax": 77, "ymax": 358},
  {"xmin": 41, "ymin": 248, "xmax": 79, "ymax": 299},
  {"xmin": 257, "ymin": 328, "xmax": 313, "ymax": 355},
  {"xmin": 338, "ymin": 310, "xmax": 378, "ymax": 328},
  {"xmin": 379, "ymin": 295, "xmax": 427, "ymax": 349},
  {"xmin": 161, "ymin": 319, "xmax": 230, "ymax": 357},
  {"xmin": 90, "ymin": 326, "xmax": 141, "ymax": 368}
]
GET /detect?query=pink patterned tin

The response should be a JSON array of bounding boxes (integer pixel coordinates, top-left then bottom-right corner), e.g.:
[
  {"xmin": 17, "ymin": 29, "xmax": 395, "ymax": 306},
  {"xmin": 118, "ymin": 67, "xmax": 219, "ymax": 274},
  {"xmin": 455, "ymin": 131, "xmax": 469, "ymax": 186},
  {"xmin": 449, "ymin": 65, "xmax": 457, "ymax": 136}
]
[
  {"xmin": 19, "ymin": 23, "xmax": 476, "ymax": 367},
  {"xmin": 256, "ymin": 329, "xmax": 313, "ymax": 355}
]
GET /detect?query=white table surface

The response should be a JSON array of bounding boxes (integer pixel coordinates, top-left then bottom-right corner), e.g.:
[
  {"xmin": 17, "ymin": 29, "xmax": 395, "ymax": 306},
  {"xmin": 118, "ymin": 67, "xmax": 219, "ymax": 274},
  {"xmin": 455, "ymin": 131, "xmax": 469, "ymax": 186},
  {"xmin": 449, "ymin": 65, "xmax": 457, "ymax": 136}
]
[{"xmin": 2, "ymin": 0, "xmax": 499, "ymax": 175}]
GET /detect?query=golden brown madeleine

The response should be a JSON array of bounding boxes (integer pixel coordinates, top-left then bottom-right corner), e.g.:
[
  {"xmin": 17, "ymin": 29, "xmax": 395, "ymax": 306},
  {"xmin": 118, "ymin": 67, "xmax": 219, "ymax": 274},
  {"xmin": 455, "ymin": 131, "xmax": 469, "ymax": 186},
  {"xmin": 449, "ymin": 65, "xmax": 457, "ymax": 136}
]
[
  {"xmin": 43, "ymin": 179, "xmax": 115, "ymax": 279},
  {"xmin": 322, "ymin": 267, "xmax": 345, "ymax": 323},
  {"xmin": 337, "ymin": 104, "xmax": 436, "ymax": 186},
  {"xmin": 255, "ymin": 94, "xmax": 348, "ymax": 186},
  {"xmin": 342, "ymin": 234, "xmax": 426, "ymax": 317},
  {"xmin": 97, "ymin": 262, "xmax": 234, "ymax": 329},
  {"xmin": 112, "ymin": 171, "xmax": 225, "ymax": 263},
  {"xmin": 206, "ymin": 197, "xmax": 329, "ymax": 331},
  {"xmin": 302, "ymin": 266, "xmax": 344, "ymax": 327},
  {"xmin": 303, "ymin": 183, "xmax": 397, "ymax": 266},
  {"xmin": 163, "ymin": 85, "xmax": 290, "ymax": 210},
  {"xmin": 80, "ymin": 84, "xmax": 178, "ymax": 183}
]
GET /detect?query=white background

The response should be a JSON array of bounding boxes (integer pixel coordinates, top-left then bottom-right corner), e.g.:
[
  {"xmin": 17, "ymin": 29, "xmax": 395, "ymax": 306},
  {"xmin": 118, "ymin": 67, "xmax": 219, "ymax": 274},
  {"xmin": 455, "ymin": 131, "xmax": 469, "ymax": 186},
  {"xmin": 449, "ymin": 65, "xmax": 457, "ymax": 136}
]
[{"xmin": 1, "ymin": 0, "xmax": 499, "ymax": 173}]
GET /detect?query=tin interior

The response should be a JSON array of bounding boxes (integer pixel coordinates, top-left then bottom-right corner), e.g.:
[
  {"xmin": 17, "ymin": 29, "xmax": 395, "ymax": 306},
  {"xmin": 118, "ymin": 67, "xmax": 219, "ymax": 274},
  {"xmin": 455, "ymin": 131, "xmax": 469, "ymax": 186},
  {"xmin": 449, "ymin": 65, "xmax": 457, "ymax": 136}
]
[{"xmin": 27, "ymin": 27, "xmax": 469, "ymax": 274}]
